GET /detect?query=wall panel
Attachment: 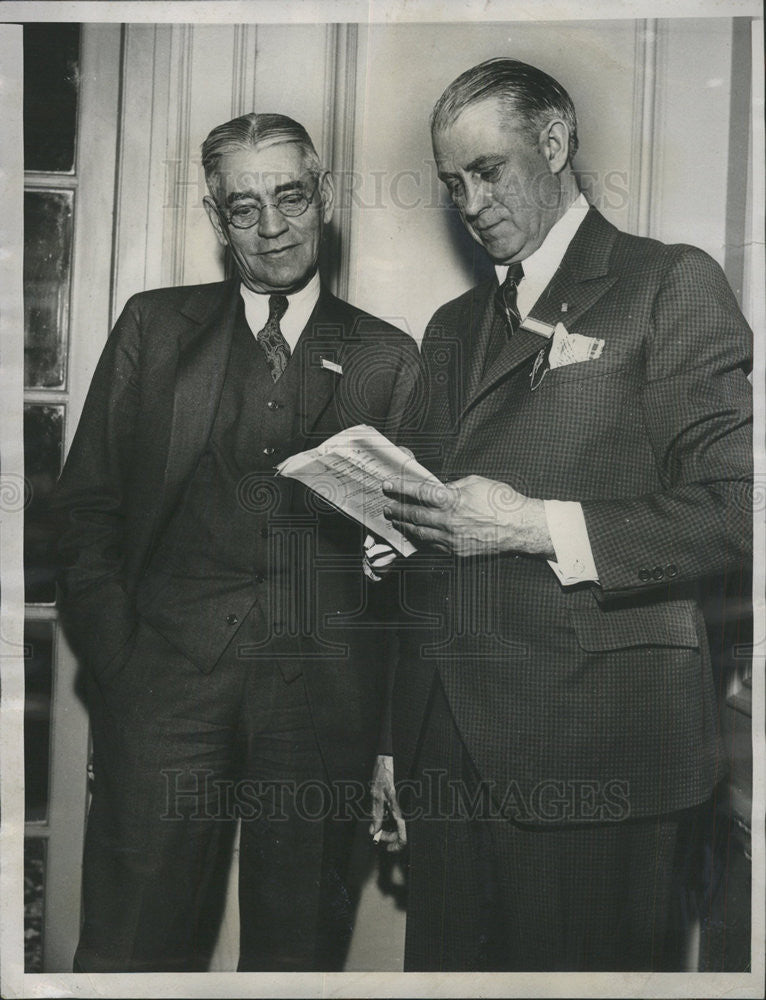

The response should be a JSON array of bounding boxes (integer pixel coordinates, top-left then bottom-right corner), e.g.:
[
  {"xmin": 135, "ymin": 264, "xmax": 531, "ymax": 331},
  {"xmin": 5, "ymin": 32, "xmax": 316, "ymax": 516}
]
[
  {"xmin": 649, "ymin": 19, "xmax": 735, "ymax": 265},
  {"xmin": 113, "ymin": 23, "xmax": 339, "ymax": 307}
]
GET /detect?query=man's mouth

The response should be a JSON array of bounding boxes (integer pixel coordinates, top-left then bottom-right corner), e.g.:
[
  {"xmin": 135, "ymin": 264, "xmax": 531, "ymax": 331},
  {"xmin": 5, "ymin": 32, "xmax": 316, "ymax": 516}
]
[{"xmin": 259, "ymin": 244, "xmax": 298, "ymax": 256}]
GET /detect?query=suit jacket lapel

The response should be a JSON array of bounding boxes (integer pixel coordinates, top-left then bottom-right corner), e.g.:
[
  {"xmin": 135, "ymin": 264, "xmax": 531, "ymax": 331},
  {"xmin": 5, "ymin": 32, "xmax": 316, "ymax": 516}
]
[
  {"xmin": 462, "ymin": 281, "xmax": 498, "ymax": 402},
  {"xmin": 292, "ymin": 288, "xmax": 352, "ymax": 442},
  {"xmin": 159, "ymin": 279, "xmax": 241, "ymax": 524},
  {"xmin": 521, "ymin": 207, "xmax": 619, "ymax": 329},
  {"xmin": 459, "ymin": 207, "xmax": 619, "ymax": 420}
]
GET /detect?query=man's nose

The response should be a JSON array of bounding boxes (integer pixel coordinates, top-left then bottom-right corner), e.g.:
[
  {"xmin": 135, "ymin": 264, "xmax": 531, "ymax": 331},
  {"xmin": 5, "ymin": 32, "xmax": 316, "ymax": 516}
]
[
  {"xmin": 257, "ymin": 203, "xmax": 289, "ymax": 238},
  {"xmin": 462, "ymin": 180, "xmax": 492, "ymax": 220}
]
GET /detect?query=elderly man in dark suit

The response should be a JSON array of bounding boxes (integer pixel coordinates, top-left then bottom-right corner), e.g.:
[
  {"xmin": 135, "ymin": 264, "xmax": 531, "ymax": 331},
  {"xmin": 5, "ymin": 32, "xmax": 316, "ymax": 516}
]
[
  {"xmin": 378, "ymin": 58, "xmax": 753, "ymax": 971},
  {"xmin": 53, "ymin": 112, "xmax": 419, "ymax": 973}
]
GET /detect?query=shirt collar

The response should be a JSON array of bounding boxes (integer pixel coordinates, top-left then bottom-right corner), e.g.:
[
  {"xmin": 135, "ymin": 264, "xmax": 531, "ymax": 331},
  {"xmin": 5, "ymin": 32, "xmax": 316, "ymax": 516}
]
[
  {"xmin": 495, "ymin": 192, "xmax": 589, "ymax": 319},
  {"xmin": 239, "ymin": 271, "xmax": 321, "ymax": 352}
]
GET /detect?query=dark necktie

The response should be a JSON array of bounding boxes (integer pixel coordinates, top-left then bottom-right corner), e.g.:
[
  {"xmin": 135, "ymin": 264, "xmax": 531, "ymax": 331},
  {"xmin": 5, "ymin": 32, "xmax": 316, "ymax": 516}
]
[
  {"xmin": 495, "ymin": 261, "xmax": 524, "ymax": 337},
  {"xmin": 256, "ymin": 294, "xmax": 290, "ymax": 382},
  {"xmin": 484, "ymin": 262, "xmax": 525, "ymax": 374}
]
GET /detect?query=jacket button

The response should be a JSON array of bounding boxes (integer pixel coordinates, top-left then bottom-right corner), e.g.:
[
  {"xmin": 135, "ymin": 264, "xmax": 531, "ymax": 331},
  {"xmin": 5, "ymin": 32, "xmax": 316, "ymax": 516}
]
[
  {"xmin": 254, "ymin": 572, "xmax": 265, "ymax": 584},
  {"xmin": 267, "ymin": 400, "xmax": 283, "ymax": 410},
  {"xmin": 652, "ymin": 566, "xmax": 665, "ymax": 580},
  {"xmin": 667, "ymin": 563, "xmax": 679, "ymax": 578},
  {"xmin": 263, "ymin": 446, "xmax": 276, "ymax": 456},
  {"xmin": 226, "ymin": 614, "xmax": 238, "ymax": 626},
  {"xmin": 638, "ymin": 568, "xmax": 651, "ymax": 582}
]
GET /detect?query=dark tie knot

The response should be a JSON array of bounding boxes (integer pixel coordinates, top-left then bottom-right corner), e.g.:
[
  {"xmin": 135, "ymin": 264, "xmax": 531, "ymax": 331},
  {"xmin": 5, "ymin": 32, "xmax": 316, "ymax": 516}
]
[
  {"xmin": 503, "ymin": 261, "xmax": 524, "ymax": 291},
  {"xmin": 268, "ymin": 294, "xmax": 289, "ymax": 322}
]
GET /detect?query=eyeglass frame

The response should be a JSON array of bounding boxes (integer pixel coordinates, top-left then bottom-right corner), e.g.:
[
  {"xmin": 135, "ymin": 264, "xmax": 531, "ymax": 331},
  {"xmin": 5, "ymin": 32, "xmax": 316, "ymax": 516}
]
[{"xmin": 215, "ymin": 172, "xmax": 322, "ymax": 230}]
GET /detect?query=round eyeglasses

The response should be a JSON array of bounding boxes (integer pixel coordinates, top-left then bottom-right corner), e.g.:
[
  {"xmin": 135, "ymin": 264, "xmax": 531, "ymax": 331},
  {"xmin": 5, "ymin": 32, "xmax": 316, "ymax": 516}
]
[{"xmin": 220, "ymin": 176, "xmax": 320, "ymax": 230}]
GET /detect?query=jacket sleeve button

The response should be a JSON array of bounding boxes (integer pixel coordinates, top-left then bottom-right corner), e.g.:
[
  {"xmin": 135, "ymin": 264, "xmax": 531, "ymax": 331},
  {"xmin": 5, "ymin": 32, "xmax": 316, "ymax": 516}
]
[
  {"xmin": 666, "ymin": 563, "xmax": 679, "ymax": 578},
  {"xmin": 638, "ymin": 568, "xmax": 651, "ymax": 582},
  {"xmin": 652, "ymin": 566, "xmax": 665, "ymax": 581}
]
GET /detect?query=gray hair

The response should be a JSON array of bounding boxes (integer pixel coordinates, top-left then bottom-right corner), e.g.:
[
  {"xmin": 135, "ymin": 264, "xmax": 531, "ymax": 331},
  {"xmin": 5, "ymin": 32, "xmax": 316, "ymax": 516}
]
[
  {"xmin": 431, "ymin": 58, "xmax": 579, "ymax": 161},
  {"xmin": 201, "ymin": 112, "xmax": 322, "ymax": 201}
]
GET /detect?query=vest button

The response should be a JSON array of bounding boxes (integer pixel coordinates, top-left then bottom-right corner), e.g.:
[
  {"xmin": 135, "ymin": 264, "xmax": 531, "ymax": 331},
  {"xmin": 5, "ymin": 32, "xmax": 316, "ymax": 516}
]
[
  {"xmin": 263, "ymin": 446, "xmax": 276, "ymax": 456},
  {"xmin": 260, "ymin": 527, "xmax": 269, "ymax": 539},
  {"xmin": 226, "ymin": 614, "xmax": 238, "ymax": 626}
]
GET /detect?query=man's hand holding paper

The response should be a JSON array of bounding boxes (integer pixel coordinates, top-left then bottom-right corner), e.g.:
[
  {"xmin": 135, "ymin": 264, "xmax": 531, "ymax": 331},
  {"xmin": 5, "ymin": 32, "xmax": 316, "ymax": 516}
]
[
  {"xmin": 382, "ymin": 473, "xmax": 555, "ymax": 560},
  {"xmin": 276, "ymin": 424, "xmax": 441, "ymax": 556}
]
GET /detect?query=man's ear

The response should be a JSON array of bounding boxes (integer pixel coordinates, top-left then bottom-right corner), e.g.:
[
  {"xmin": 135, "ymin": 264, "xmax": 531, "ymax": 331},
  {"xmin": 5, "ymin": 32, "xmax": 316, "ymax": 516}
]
[
  {"xmin": 203, "ymin": 196, "xmax": 229, "ymax": 247},
  {"xmin": 540, "ymin": 120, "xmax": 570, "ymax": 174},
  {"xmin": 319, "ymin": 170, "xmax": 335, "ymax": 225}
]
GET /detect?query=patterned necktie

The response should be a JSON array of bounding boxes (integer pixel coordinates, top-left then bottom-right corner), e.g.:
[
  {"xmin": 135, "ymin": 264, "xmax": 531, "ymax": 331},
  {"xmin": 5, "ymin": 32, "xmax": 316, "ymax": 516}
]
[
  {"xmin": 483, "ymin": 262, "xmax": 525, "ymax": 375},
  {"xmin": 256, "ymin": 294, "xmax": 290, "ymax": 382},
  {"xmin": 495, "ymin": 261, "xmax": 525, "ymax": 337}
]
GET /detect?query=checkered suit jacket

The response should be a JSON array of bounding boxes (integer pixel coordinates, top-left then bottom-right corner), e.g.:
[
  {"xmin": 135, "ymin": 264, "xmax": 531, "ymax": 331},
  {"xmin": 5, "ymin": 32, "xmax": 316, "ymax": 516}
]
[{"xmin": 392, "ymin": 206, "xmax": 753, "ymax": 822}]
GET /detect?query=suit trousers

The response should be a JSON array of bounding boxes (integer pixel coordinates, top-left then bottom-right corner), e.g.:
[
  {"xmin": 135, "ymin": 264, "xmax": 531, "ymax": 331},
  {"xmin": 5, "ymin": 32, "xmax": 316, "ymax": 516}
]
[
  {"xmin": 403, "ymin": 675, "xmax": 693, "ymax": 972},
  {"xmin": 74, "ymin": 608, "xmax": 356, "ymax": 972}
]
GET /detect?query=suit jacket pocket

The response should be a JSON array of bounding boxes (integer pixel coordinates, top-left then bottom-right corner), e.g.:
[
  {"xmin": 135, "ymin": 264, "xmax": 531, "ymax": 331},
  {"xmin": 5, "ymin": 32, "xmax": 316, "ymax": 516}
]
[
  {"xmin": 541, "ymin": 360, "xmax": 628, "ymax": 385},
  {"xmin": 569, "ymin": 600, "xmax": 700, "ymax": 651}
]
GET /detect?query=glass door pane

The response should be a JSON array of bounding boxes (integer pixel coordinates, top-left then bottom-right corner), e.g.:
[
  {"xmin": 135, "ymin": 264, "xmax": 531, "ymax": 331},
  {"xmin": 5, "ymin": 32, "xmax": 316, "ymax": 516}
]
[
  {"xmin": 23, "ymin": 404, "xmax": 64, "ymax": 604},
  {"xmin": 23, "ymin": 23, "xmax": 80, "ymax": 173},
  {"xmin": 24, "ymin": 189, "xmax": 74, "ymax": 389}
]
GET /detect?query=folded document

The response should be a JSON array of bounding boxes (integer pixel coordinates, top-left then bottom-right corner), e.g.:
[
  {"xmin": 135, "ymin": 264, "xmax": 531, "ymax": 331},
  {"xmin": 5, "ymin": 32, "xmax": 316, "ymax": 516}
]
[{"xmin": 276, "ymin": 424, "xmax": 440, "ymax": 556}]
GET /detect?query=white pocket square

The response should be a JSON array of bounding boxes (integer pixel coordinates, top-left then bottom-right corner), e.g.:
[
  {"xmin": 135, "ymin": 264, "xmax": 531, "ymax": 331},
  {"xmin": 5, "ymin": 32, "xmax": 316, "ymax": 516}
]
[{"xmin": 548, "ymin": 322, "xmax": 604, "ymax": 370}]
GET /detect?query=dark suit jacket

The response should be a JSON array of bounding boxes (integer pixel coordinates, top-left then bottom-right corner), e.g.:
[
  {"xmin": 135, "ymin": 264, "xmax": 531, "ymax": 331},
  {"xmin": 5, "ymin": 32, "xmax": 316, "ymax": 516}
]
[
  {"xmin": 393, "ymin": 207, "xmax": 752, "ymax": 821},
  {"xmin": 53, "ymin": 278, "xmax": 421, "ymax": 781}
]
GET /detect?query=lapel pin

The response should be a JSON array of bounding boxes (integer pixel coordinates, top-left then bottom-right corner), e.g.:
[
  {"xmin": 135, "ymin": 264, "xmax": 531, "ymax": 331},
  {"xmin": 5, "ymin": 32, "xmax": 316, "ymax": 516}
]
[
  {"xmin": 320, "ymin": 357, "xmax": 343, "ymax": 375},
  {"xmin": 561, "ymin": 303, "xmax": 568, "ymax": 313}
]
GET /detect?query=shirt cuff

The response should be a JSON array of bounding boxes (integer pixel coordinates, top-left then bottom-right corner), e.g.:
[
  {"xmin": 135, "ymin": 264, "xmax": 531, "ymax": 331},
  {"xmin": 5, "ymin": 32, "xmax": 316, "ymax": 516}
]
[{"xmin": 544, "ymin": 499, "xmax": 600, "ymax": 585}]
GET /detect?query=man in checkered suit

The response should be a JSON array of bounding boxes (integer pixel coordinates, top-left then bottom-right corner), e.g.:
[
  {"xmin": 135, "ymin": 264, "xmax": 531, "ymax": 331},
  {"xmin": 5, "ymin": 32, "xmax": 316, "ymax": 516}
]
[{"xmin": 374, "ymin": 57, "xmax": 753, "ymax": 971}]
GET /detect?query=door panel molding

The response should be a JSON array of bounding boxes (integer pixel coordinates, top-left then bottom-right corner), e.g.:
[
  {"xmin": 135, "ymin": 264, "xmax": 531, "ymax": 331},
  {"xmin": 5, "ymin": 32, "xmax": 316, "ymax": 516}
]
[{"xmin": 39, "ymin": 23, "xmax": 122, "ymax": 973}]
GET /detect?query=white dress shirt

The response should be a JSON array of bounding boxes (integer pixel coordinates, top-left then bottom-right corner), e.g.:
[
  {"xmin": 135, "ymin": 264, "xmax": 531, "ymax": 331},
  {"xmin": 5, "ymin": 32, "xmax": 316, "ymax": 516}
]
[
  {"xmin": 239, "ymin": 271, "xmax": 321, "ymax": 353},
  {"xmin": 496, "ymin": 192, "xmax": 600, "ymax": 586}
]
